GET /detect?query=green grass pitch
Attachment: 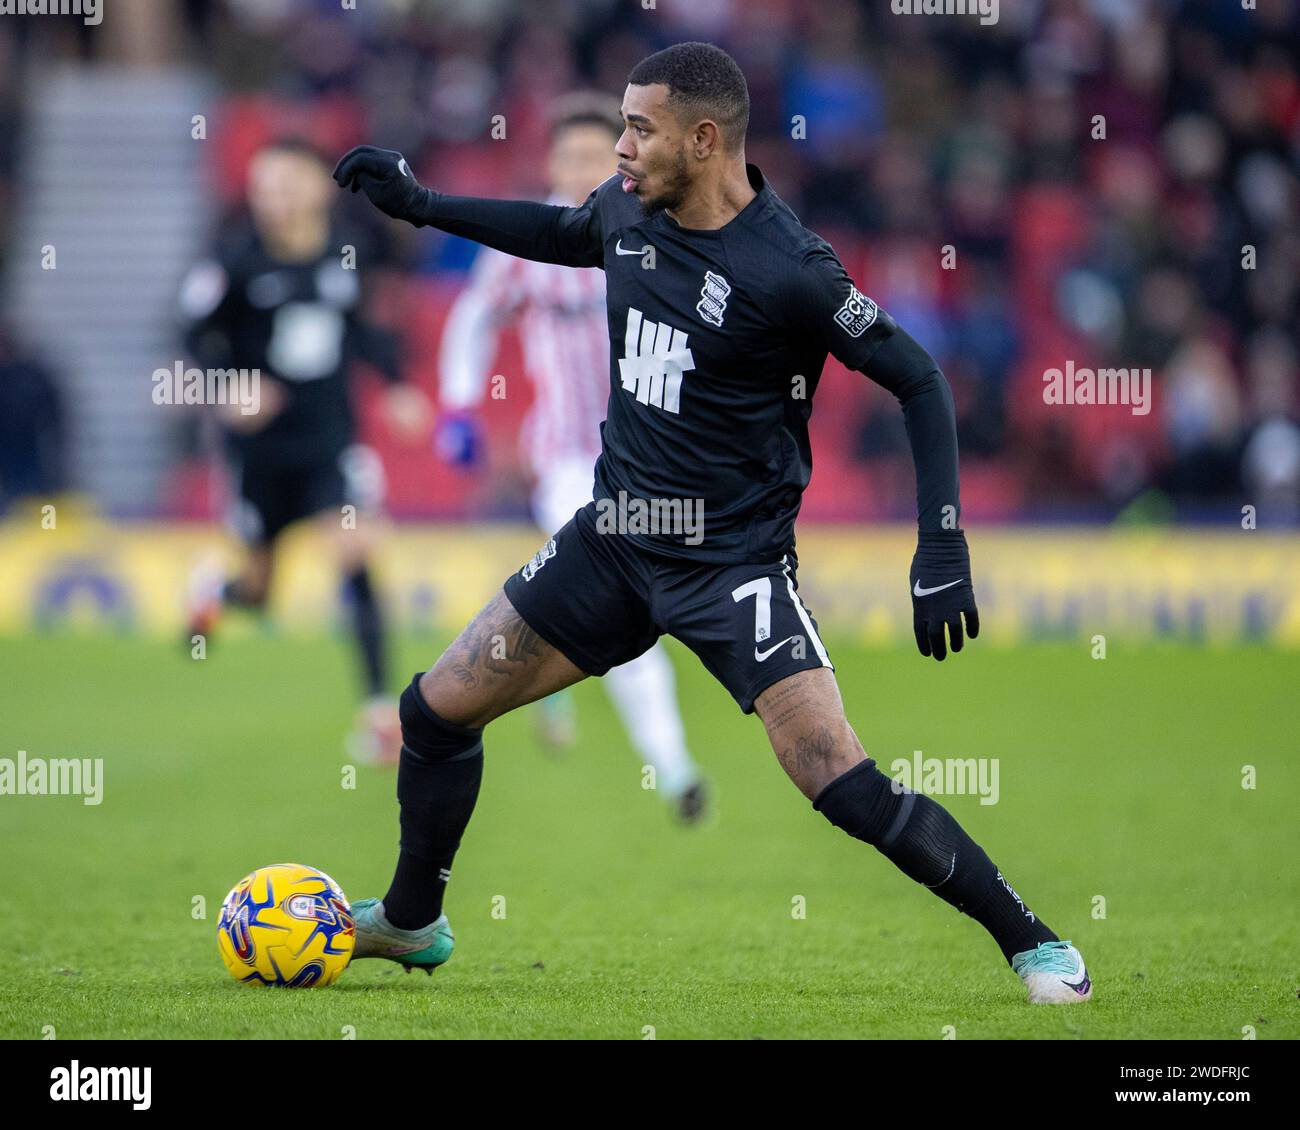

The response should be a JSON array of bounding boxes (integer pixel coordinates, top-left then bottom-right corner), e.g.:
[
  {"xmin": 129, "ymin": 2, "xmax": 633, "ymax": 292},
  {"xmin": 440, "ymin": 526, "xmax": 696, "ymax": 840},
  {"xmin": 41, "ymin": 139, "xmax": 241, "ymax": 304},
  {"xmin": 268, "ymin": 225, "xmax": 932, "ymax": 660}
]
[{"xmin": 1, "ymin": 632, "xmax": 1296, "ymax": 1039}]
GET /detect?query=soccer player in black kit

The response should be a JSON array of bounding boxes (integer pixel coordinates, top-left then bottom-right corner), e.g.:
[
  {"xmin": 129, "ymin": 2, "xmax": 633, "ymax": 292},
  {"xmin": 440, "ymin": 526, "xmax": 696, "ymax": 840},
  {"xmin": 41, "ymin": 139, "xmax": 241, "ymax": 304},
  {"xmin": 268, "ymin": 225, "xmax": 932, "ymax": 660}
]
[
  {"xmin": 334, "ymin": 43, "xmax": 1092, "ymax": 1005},
  {"xmin": 181, "ymin": 138, "xmax": 430, "ymax": 759}
]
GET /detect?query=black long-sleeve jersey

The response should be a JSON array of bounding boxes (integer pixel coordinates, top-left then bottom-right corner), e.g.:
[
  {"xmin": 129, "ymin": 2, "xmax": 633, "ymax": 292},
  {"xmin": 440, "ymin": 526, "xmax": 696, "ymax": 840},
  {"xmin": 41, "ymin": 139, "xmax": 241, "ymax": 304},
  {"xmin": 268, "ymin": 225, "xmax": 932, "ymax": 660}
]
[
  {"xmin": 411, "ymin": 163, "xmax": 960, "ymax": 563},
  {"xmin": 179, "ymin": 222, "xmax": 401, "ymax": 468}
]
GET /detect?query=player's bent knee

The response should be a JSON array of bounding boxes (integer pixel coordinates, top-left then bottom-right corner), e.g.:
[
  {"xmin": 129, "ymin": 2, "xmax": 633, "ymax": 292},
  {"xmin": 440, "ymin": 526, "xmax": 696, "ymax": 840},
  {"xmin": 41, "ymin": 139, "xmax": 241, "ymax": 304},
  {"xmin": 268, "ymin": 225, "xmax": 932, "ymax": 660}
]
[
  {"xmin": 417, "ymin": 661, "xmax": 511, "ymax": 730},
  {"xmin": 812, "ymin": 758, "xmax": 908, "ymax": 844},
  {"xmin": 399, "ymin": 674, "xmax": 483, "ymax": 762}
]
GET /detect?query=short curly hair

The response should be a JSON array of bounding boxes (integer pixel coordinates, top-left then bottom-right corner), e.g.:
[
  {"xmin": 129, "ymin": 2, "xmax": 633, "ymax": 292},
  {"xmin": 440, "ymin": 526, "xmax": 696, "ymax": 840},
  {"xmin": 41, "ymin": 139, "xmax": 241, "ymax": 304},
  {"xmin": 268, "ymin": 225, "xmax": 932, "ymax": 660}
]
[{"xmin": 628, "ymin": 41, "xmax": 749, "ymax": 149}]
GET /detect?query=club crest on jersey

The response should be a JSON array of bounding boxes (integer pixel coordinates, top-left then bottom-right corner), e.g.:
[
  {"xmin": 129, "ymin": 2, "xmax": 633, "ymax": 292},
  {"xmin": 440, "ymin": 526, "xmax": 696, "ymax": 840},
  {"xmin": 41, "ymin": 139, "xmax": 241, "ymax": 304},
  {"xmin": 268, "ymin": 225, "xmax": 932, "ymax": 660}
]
[
  {"xmin": 696, "ymin": 271, "xmax": 731, "ymax": 327},
  {"xmin": 834, "ymin": 284, "xmax": 878, "ymax": 338},
  {"xmin": 521, "ymin": 538, "xmax": 556, "ymax": 581}
]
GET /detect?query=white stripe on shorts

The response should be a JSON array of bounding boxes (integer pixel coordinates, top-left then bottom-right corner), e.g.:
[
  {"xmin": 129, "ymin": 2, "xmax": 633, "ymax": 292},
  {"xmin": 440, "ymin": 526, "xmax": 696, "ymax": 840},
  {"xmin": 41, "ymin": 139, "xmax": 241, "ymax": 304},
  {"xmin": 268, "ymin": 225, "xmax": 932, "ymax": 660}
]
[{"xmin": 782, "ymin": 555, "xmax": 832, "ymax": 669}]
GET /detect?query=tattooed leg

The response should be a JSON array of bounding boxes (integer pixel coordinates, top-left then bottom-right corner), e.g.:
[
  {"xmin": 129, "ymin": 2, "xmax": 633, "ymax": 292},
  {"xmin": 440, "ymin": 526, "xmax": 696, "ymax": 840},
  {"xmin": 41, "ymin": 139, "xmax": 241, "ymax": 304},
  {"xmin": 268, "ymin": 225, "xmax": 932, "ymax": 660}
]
[
  {"xmin": 369, "ymin": 590, "xmax": 588, "ymax": 934},
  {"xmin": 421, "ymin": 589, "xmax": 587, "ymax": 729},
  {"xmin": 755, "ymin": 668, "xmax": 867, "ymax": 799}
]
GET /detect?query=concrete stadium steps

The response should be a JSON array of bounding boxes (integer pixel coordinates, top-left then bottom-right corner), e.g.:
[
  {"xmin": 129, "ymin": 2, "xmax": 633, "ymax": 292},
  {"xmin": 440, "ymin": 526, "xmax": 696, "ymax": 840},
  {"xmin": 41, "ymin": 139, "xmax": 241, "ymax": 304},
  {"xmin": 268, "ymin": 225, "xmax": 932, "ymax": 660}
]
[{"xmin": 5, "ymin": 66, "xmax": 212, "ymax": 516}]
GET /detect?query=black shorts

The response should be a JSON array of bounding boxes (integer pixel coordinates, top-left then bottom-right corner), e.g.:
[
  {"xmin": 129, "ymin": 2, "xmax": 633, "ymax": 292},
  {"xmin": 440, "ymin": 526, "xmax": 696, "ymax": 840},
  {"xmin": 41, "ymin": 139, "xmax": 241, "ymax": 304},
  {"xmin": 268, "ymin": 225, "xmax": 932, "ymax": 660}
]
[
  {"xmin": 230, "ymin": 446, "xmax": 385, "ymax": 546},
  {"xmin": 503, "ymin": 502, "xmax": 833, "ymax": 714}
]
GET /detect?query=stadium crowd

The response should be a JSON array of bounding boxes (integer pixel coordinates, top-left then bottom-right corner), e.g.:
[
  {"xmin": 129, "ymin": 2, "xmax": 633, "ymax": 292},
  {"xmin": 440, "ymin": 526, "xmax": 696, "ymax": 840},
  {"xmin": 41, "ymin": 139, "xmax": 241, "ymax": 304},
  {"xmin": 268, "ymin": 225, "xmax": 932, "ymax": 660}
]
[{"xmin": 0, "ymin": 0, "xmax": 1296, "ymax": 523}]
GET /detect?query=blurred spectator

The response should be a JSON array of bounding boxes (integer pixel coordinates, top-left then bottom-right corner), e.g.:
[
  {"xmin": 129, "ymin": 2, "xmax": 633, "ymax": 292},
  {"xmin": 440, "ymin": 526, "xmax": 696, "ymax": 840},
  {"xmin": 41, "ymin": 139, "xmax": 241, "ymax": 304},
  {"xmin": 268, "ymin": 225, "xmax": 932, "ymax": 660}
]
[
  {"xmin": 1241, "ymin": 327, "xmax": 1300, "ymax": 525},
  {"xmin": 0, "ymin": 324, "xmax": 65, "ymax": 512}
]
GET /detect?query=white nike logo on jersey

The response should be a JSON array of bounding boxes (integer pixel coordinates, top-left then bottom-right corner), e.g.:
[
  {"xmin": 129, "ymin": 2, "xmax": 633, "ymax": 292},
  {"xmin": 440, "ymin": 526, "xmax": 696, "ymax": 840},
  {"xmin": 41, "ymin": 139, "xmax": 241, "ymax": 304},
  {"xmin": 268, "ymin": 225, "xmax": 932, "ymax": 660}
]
[
  {"xmin": 913, "ymin": 578, "xmax": 964, "ymax": 597},
  {"xmin": 755, "ymin": 636, "xmax": 798, "ymax": 662},
  {"xmin": 615, "ymin": 239, "xmax": 647, "ymax": 256}
]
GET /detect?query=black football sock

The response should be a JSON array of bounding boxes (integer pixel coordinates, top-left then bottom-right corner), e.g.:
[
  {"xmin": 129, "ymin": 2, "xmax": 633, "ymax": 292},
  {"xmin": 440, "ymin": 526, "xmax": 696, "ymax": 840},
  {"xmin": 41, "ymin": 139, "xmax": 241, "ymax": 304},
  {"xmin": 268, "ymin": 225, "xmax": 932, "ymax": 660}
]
[
  {"xmin": 381, "ymin": 676, "xmax": 483, "ymax": 930},
  {"xmin": 343, "ymin": 566, "xmax": 387, "ymax": 698},
  {"xmin": 814, "ymin": 759, "xmax": 1058, "ymax": 963},
  {"xmin": 383, "ymin": 750, "xmax": 482, "ymax": 930},
  {"xmin": 965, "ymin": 868, "xmax": 1060, "ymax": 963}
]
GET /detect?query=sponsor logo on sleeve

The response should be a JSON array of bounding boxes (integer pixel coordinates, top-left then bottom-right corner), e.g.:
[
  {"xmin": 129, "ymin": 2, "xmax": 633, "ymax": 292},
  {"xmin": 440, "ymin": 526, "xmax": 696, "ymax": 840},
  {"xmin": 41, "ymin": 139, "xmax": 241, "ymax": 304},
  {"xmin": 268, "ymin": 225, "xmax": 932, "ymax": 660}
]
[
  {"xmin": 521, "ymin": 538, "xmax": 557, "ymax": 581},
  {"xmin": 833, "ymin": 285, "xmax": 878, "ymax": 338}
]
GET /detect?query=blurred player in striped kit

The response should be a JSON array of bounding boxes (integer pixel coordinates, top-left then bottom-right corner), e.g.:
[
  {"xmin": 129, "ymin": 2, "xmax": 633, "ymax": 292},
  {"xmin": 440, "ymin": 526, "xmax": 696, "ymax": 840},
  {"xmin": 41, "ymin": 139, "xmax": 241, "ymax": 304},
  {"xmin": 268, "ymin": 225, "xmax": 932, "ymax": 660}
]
[{"xmin": 437, "ymin": 94, "xmax": 708, "ymax": 822}]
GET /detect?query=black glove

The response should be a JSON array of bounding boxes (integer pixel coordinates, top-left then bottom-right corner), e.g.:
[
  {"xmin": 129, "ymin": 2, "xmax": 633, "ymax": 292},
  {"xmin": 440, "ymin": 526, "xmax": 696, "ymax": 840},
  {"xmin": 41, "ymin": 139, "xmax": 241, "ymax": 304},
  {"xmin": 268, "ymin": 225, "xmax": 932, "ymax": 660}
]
[
  {"xmin": 332, "ymin": 145, "xmax": 430, "ymax": 222},
  {"xmin": 909, "ymin": 529, "xmax": 979, "ymax": 661}
]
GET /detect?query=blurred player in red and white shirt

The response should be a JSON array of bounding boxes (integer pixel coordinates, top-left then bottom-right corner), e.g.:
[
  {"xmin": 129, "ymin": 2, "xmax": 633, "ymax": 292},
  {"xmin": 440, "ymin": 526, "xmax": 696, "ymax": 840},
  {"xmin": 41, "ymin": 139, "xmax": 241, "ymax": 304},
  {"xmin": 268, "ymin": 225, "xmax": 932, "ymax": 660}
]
[{"xmin": 438, "ymin": 94, "xmax": 707, "ymax": 821}]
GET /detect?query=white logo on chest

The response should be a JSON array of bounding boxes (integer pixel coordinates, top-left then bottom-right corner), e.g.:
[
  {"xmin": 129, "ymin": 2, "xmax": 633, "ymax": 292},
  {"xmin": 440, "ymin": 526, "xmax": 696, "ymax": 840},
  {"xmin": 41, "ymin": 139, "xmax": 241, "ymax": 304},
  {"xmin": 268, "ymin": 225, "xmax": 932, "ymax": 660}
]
[{"xmin": 618, "ymin": 308, "xmax": 695, "ymax": 414}]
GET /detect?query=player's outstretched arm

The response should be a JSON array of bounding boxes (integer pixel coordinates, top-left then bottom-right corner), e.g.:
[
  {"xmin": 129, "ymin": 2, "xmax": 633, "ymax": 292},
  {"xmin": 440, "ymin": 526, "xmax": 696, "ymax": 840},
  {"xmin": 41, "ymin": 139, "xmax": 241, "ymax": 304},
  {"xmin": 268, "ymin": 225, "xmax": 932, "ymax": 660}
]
[
  {"xmin": 332, "ymin": 145, "xmax": 603, "ymax": 268},
  {"xmin": 861, "ymin": 328, "xmax": 980, "ymax": 662},
  {"xmin": 789, "ymin": 246, "xmax": 981, "ymax": 662}
]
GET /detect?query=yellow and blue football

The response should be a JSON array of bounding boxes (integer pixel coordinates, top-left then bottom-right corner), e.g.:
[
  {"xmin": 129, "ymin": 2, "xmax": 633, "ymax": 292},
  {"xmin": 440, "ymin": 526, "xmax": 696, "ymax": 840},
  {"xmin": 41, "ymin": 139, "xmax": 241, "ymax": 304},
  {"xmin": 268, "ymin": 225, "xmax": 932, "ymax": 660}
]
[{"xmin": 216, "ymin": 863, "xmax": 354, "ymax": 987}]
